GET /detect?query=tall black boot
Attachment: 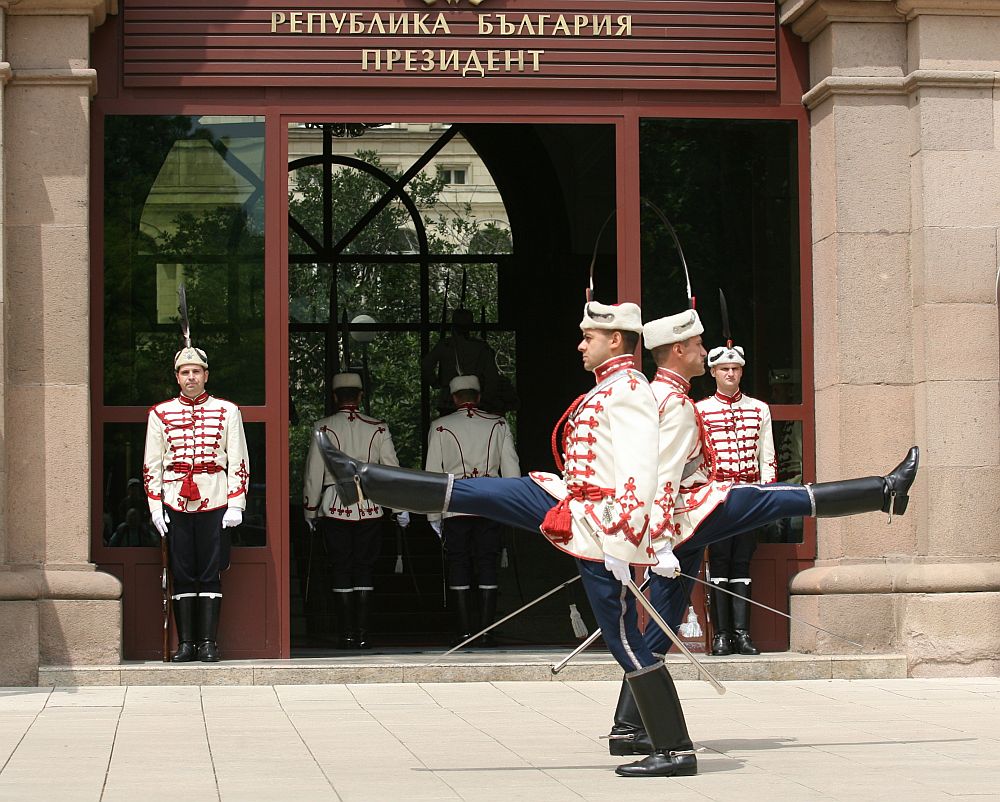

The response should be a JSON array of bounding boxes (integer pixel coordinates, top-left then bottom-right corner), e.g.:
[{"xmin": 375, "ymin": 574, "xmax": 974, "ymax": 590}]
[
  {"xmin": 709, "ymin": 580, "xmax": 733, "ymax": 656},
  {"xmin": 607, "ymin": 679, "xmax": 652, "ymax": 756},
  {"xmin": 730, "ymin": 580, "xmax": 760, "ymax": 655},
  {"xmin": 811, "ymin": 447, "xmax": 919, "ymax": 518},
  {"xmin": 314, "ymin": 433, "xmax": 450, "ymax": 513},
  {"xmin": 615, "ymin": 663, "xmax": 697, "ymax": 777},
  {"xmin": 333, "ymin": 590, "xmax": 356, "ymax": 649},
  {"xmin": 171, "ymin": 596, "xmax": 198, "ymax": 663},
  {"xmin": 478, "ymin": 588, "xmax": 498, "ymax": 647},
  {"xmin": 451, "ymin": 588, "xmax": 473, "ymax": 646},
  {"xmin": 196, "ymin": 596, "xmax": 222, "ymax": 663},
  {"xmin": 355, "ymin": 589, "xmax": 373, "ymax": 650}
]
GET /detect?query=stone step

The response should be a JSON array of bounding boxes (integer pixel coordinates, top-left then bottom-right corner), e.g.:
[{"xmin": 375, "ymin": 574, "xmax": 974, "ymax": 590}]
[{"xmin": 39, "ymin": 650, "xmax": 907, "ymax": 686}]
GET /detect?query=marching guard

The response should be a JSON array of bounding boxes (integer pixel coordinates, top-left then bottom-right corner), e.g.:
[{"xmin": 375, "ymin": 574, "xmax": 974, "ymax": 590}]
[
  {"xmin": 313, "ymin": 300, "xmax": 709, "ymax": 778},
  {"xmin": 697, "ymin": 343, "xmax": 776, "ymax": 656},
  {"xmin": 144, "ymin": 337, "xmax": 249, "ymax": 663},
  {"xmin": 602, "ymin": 306, "xmax": 919, "ymax": 774},
  {"xmin": 425, "ymin": 374, "xmax": 521, "ymax": 645},
  {"xmin": 302, "ymin": 372, "xmax": 406, "ymax": 649}
]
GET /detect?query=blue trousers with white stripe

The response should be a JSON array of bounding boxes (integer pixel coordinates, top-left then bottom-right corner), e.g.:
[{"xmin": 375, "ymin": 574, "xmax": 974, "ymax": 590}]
[
  {"xmin": 449, "ymin": 477, "xmax": 660, "ymax": 671},
  {"xmin": 644, "ymin": 483, "xmax": 813, "ymax": 655}
]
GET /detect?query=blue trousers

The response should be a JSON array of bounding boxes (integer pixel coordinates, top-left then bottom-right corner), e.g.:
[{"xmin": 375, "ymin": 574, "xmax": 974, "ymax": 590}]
[
  {"xmin": 645, "ymin": 483, "xmax": 813, "ymax": 655},
  {"xmin": 449, "ymin": 477, "xmax": 659, "ymax": 671}
]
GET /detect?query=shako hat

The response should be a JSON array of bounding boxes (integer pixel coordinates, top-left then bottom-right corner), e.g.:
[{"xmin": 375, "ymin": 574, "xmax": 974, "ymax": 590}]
[
  {"xmin": 174, "ymin": 284, "xmax": 209, "ymax": 370},
  {"xmin": 332, "ymin": 372, "xmax": 363, "ymax": 390},
  {"xmin": 642, "ymin": 309, "xmax": 704, "ymax": 349},
  {"xmin": 707, "ymin": 345, "xmax": 746, "ymax": 368},
  {"xmin": 449, "ymin": 374, "xmax": 480, "ymax": 394},
  {"xmin": 579, "ymin": 301, "xmax": 643, "ymax": 334}
]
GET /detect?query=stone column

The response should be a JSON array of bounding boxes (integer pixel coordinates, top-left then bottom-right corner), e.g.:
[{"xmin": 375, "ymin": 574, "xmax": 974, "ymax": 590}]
[
  {"xmin": 0, "ymin": 0, "xmax": 119, "ymax": 684},
  {"xmin": 781, "ymin": 0, "xmax": 1000, "ymax": 675}
]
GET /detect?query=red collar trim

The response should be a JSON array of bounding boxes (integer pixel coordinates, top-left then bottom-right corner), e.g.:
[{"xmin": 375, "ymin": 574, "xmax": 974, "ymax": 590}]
[
  {"xmin": 654, "ymin": 368, "xmax": 690, "ymax": 393},
  {"xmin": 458, "ymin": 403, "xmax": 479, "ymax": 411},
  {"xmin": 179, "ymin": 392, "xmax": 209, "ymax": 406},
  {"xmin": 714, "ymin": 390, "xmax": 743, "ymax": 405},
  {"xmin": 337, "ymin": 404, "xmax": 360, "ymax": 412},
  {"xmin": 594, "ymin": 354, "xmax": 636, "ymax": 383}
]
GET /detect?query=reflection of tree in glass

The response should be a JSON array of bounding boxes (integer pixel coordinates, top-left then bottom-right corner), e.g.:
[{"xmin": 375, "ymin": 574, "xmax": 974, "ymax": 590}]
[{"xmin": 287, "ymin": 151, "xmax": 515, "ymax": 477}]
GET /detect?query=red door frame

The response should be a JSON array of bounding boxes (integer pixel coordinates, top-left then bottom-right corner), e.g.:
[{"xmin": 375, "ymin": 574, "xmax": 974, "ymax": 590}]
[{"xmin": 90, "ymin": 20, "xmax": 813, "ymax": 659}]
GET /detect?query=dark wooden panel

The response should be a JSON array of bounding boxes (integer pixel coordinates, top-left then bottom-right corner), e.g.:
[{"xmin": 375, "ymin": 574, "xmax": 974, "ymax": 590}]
[{"xmin": 122, "ymin": 0, "xmax": 777, "ymax": 91}]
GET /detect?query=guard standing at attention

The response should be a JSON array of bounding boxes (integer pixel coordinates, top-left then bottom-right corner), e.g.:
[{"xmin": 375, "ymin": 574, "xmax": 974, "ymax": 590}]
[
  {"xmin": 302, "ymin": 372, "xmax": 407, "ymax": 649},
  {"xmin": 425, "ymin": 374, "xmax": 521, "ymax": 645},
  {"xmin": 697, "ymin": 343, "xmax": 776, "ymax": 656},
  {"xmin": 144, "ymin": 340, "xmax": 249, "ymax": 663}
]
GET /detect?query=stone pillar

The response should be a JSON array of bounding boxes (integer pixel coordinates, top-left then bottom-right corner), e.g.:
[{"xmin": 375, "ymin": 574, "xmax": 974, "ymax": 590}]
[
  {"xmin": 781, "ymin": 0, "xmax": 1000, "ymax": 675},
  {"xmin": 0, "ymin": 0, "xmax": 120, "ymax": 685}
]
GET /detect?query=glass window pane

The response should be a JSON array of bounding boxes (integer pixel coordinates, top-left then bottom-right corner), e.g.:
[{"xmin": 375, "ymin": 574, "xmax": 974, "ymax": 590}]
[
  {"xmin": 639, "ymin": 119, "xmax": 801, "ymax": 404},
  {"xmin": 104, "ymin": 115, "xmax": 265, "ymax": 406},
  {"xmin": 101, "ymin": 422, "xmax": 266, "ymax": 548}
]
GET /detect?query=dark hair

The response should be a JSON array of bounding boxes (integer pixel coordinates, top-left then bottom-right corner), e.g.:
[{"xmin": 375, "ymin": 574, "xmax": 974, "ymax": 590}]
[
  {"xmin": 334, "ymin": 388, "xmax": 362, "ymax": 405},
  {"xmin": 620, "ymin": 330, "xmax": 640, "ymax": 353},
  {"xmin": 452, "ymin": 389, "xmax": 480, "ymax": 405}
]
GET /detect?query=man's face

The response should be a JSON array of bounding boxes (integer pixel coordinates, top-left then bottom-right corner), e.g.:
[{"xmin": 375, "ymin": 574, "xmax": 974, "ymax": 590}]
[
  {"xmin": 675, "ymin": 335, "xmax": 708, "ymax": 379},
  {"xmin": 176, "ymin": 365, "xmax": 208, "ymax": 398},
  {"xmin": 711, "ymin": 363, "xmax": 743, "ymax": 394},
  {"xmin": 577, "ymin": 328, "xmax": 617, "ymax": 372}
]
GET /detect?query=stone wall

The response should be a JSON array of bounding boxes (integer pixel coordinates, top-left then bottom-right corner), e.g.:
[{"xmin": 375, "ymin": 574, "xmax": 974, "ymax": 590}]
[
  {"xmin": 781, "ymin": 0, "xmax": 1000, "ymax": 676},
  {"xmin": 0, "ymin": 0, "xmax": 120, "ymax": 685}
]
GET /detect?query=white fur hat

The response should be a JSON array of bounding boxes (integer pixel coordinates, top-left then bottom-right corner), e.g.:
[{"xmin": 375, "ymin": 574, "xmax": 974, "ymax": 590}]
[
  {"xmin": 642, "ymin": 309, "xmax": 704, "ymax": 349},
  {"xmin": 332, "ymin": 372, "xmax": 363, "ymax": 390},
  {"xmin": 174, "ymin": 346, "xmax": 209, "ymax": 370},
  {"xmin": 707, "ymin": 345, "xmax": 746, "ymax": 368},
  {"xmin": 449, "ymin": 374, "xmax": 480, "ymax": 394},
  {"xmin": 579, "ymin": 301, "xmax": 643, "ymax": 334}
]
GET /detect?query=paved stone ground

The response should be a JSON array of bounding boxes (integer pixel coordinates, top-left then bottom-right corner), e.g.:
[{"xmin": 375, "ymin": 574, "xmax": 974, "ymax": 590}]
[{"xmin": 0, "ymin": 677, "xmax": 997, "ymax": 801}]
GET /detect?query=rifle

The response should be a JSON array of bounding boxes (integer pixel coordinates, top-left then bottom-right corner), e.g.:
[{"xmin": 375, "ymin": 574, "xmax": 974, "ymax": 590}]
[{"xmin": 160, "ymin": 535, "xmax": 171, "ymax": 662}]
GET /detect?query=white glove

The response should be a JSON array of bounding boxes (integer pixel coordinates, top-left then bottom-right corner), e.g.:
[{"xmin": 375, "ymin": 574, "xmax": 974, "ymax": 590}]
[
  {"xmin": 222, "ymin": 508, "xmax": 243, "ymax": 528},
  {"xmin": 151, "ymin": 507, "xmax": 170, "ymax": 538},
  {"xmin": 651, "ymin": 545, "xmax": 680, "ymax": 578},
  {"xmin": 303, "ymin": 509, "xmax": 316, "ymax": 531},
  {"xmin": 396, "ymin": 511, "xmax": 411, "ymax": 528},
  {"xmin": 604, "ymin": 554, "xmax": 632, "ymax": 584},
  {"xmin": 430, "ymin": 520, "xmax": 443, "ymax": 539}
]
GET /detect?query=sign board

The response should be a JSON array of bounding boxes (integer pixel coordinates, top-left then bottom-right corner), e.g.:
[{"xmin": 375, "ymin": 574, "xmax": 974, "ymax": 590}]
[{"xmin": 123, "ymin": 0, "xmax": 777, "ymax": 91}]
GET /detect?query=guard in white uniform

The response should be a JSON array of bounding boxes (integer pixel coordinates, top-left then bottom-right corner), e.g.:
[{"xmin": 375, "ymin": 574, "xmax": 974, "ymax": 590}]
[
  {"xmin": 697, "ymin": 344, "xmax": 776, "ymax": 656},
  {"xmin": 302, "ymin": 372, "xmax": 403, "ymax": 649},
  {"xmin": 144, "ymin": 344, "xmax": 249, "ymax": 663},
  {"xmin": 426, "ymin": 374, "xmax": 520, "ymax": 644}
]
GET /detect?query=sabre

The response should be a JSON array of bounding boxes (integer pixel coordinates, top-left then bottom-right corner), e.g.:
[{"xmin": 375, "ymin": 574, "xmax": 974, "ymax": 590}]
[
  {"xmin": 678, "ymin": 571, "xmax": 866, "ymax": 650},
  {"xmin": 420, "ymin": 574, "xmax": 581, "ymax": 666},
  {"xmin": 160, "ymin": 535, "xmax": 171, "ymax": 663},
  {"xmin": 550, "ymin": 576, "xmax": 653, "ymax": 675},
  {"xmin": 624, "ymin": 575, "xmax": 726, "ymax": 695}
]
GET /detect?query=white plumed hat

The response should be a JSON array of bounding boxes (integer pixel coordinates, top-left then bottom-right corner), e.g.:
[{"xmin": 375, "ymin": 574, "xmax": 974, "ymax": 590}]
[
  {"xmin": 332, "ymin": 372, "xmax": 363, "ymax": 390},
  {"xmin": 707, "ymin": 345, "xmax": 746, "ymax": 368},
  {"xmin": 449, "ymin": 374, "xmax": 480, "ymax": 393},
  {"xmin": 579, "ymin": 301, "xmax": 644, "ymax": 334},
  {"xmin": 642, "ymin": 309, "xmax": 704, "ymax": 349}
]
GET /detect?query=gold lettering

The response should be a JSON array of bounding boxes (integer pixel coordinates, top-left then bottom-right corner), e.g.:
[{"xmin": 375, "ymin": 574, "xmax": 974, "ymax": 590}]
[
  {"xmin": 504, "ymin": 49, "xmax": 524, "ymax": 72},
  {"xmin": 594, "ymin": 15, "xmax": 611, "ymax": 35},
  {"xmin": 516, "ymin": 17, "xmax": 536, "ymax": 36},
  {"xmin": 552, "ymin": 15, "xmax": 570, "ymax": 35},
  {"xmin": 615, "ymin": 15, "xmax": 632, "ymax": 36},
  {"xmin": 412, "ymin": 13, "xmax": 431, "ymax": 35},
  {"xmin": 462, "ymin": 50, "xmax": 484, "ymax": 77},
  {"xmin": 432, "ymin": 12, "xmax": 451, "ymax": 34},
  {"xmin": 361, "ymin": 49, "xmax": 379, "ymax": 70},
  {"xmin": 527, "ymin": 49, "xmax": 543, "ymax": 70},
  {"xmin": 440, "ymin": 49, "xmax": 459, "ymax": 70},
  {"xmin": 270, "ymin": 11, "xmax": 286, "ymax": 33},
  {"xmin": 289, "ymin": 11, "xmax": 302, "ymax": 33},
  {"xmin": 478, "ymin": 14, "xmax": 493, "ymax": 35},
  {"xmin": 307, "ymin": 12, "xmax": 325, "ymax": 34},
  {"xmin": 389, "ymin": 14, "xmax": 408, "ymax": 34},
  {"xmin": 328, "ymin": 12, "xmax": 346, "ymax": 33},
  {"xmin": 573, "ymin": 15, "xmax": 588, "ymax": 35},
  {"xmin": 421, "ymin": 49, "xmax": 436, "ymax": 72},
  {"xmin": 385, "ymin": 48, "xmax": 402, "ymax": 70}
]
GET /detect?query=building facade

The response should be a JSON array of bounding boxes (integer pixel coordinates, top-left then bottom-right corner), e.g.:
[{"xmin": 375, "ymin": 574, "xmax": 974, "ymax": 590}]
[{"xmin": 0, "ymin": 0, "xmax": 997, "ymax": 683}]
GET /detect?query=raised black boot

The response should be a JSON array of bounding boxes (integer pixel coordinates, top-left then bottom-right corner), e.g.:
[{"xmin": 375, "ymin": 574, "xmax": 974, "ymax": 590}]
[
  {"xmin": 478, "ymin": 587, "xmax": 498, "ymax": 647},
  {"xmin": 615, "ymin": 663, "xmax": 697, "ymax": 777},
  {"xmin": 333, "ymin": 590, "xmax": 356, "ymax": 649},
  {"xmin": 315, "ymin": 432, "xmax": 450, "ymax": 513},
  {"xmin": 709, "ymin": 580, "xmax": 733, "ymax": 656},
  {"xmin": 354, "ymin": 589, "xmax": 373, "ymax": 650},
  {"xmin": 730, "ymin": 580, "xmax": 760, "ymax": 655},
  {"xmin": 451, "ymin": 588, "xmax": 473, "ymax": 646},
  {"xmin": 607, "ymin": 679, "xmax": 652, "ymax": 756},
  {"xmin": 196, "ymin": 595, "xmax": 222, "ymax": 663},
  {"xmin": 811, "ymin": 447, "xmax": 919, "ymax": 519},
  {"xmin": 171, "ymin": 596, "xmax": 198, "ymax": 662}
]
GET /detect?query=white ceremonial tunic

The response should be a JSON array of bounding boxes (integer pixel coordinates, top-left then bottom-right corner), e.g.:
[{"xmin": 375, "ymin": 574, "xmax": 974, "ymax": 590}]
[
  {"xmin": 303, "ymin": 405, "xmax": 400, "ymax": 521},
  {"xmin": 696, "ymin": 390, "xmax": 776, "ymax": 485},
  {"xmin": 144, "ymin": 392, "xmax": 249, "ymax": 514},
  {"xmin": 647, "ymin": 368, "xmax": 733, "ymax": 549},
  {"xmin": 426, "ymin": 404, "xmax": 521, "ymax": 522},
  {"xmin": 528, "ymin": 354, "xmax": 658, "ymax": 566}
]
